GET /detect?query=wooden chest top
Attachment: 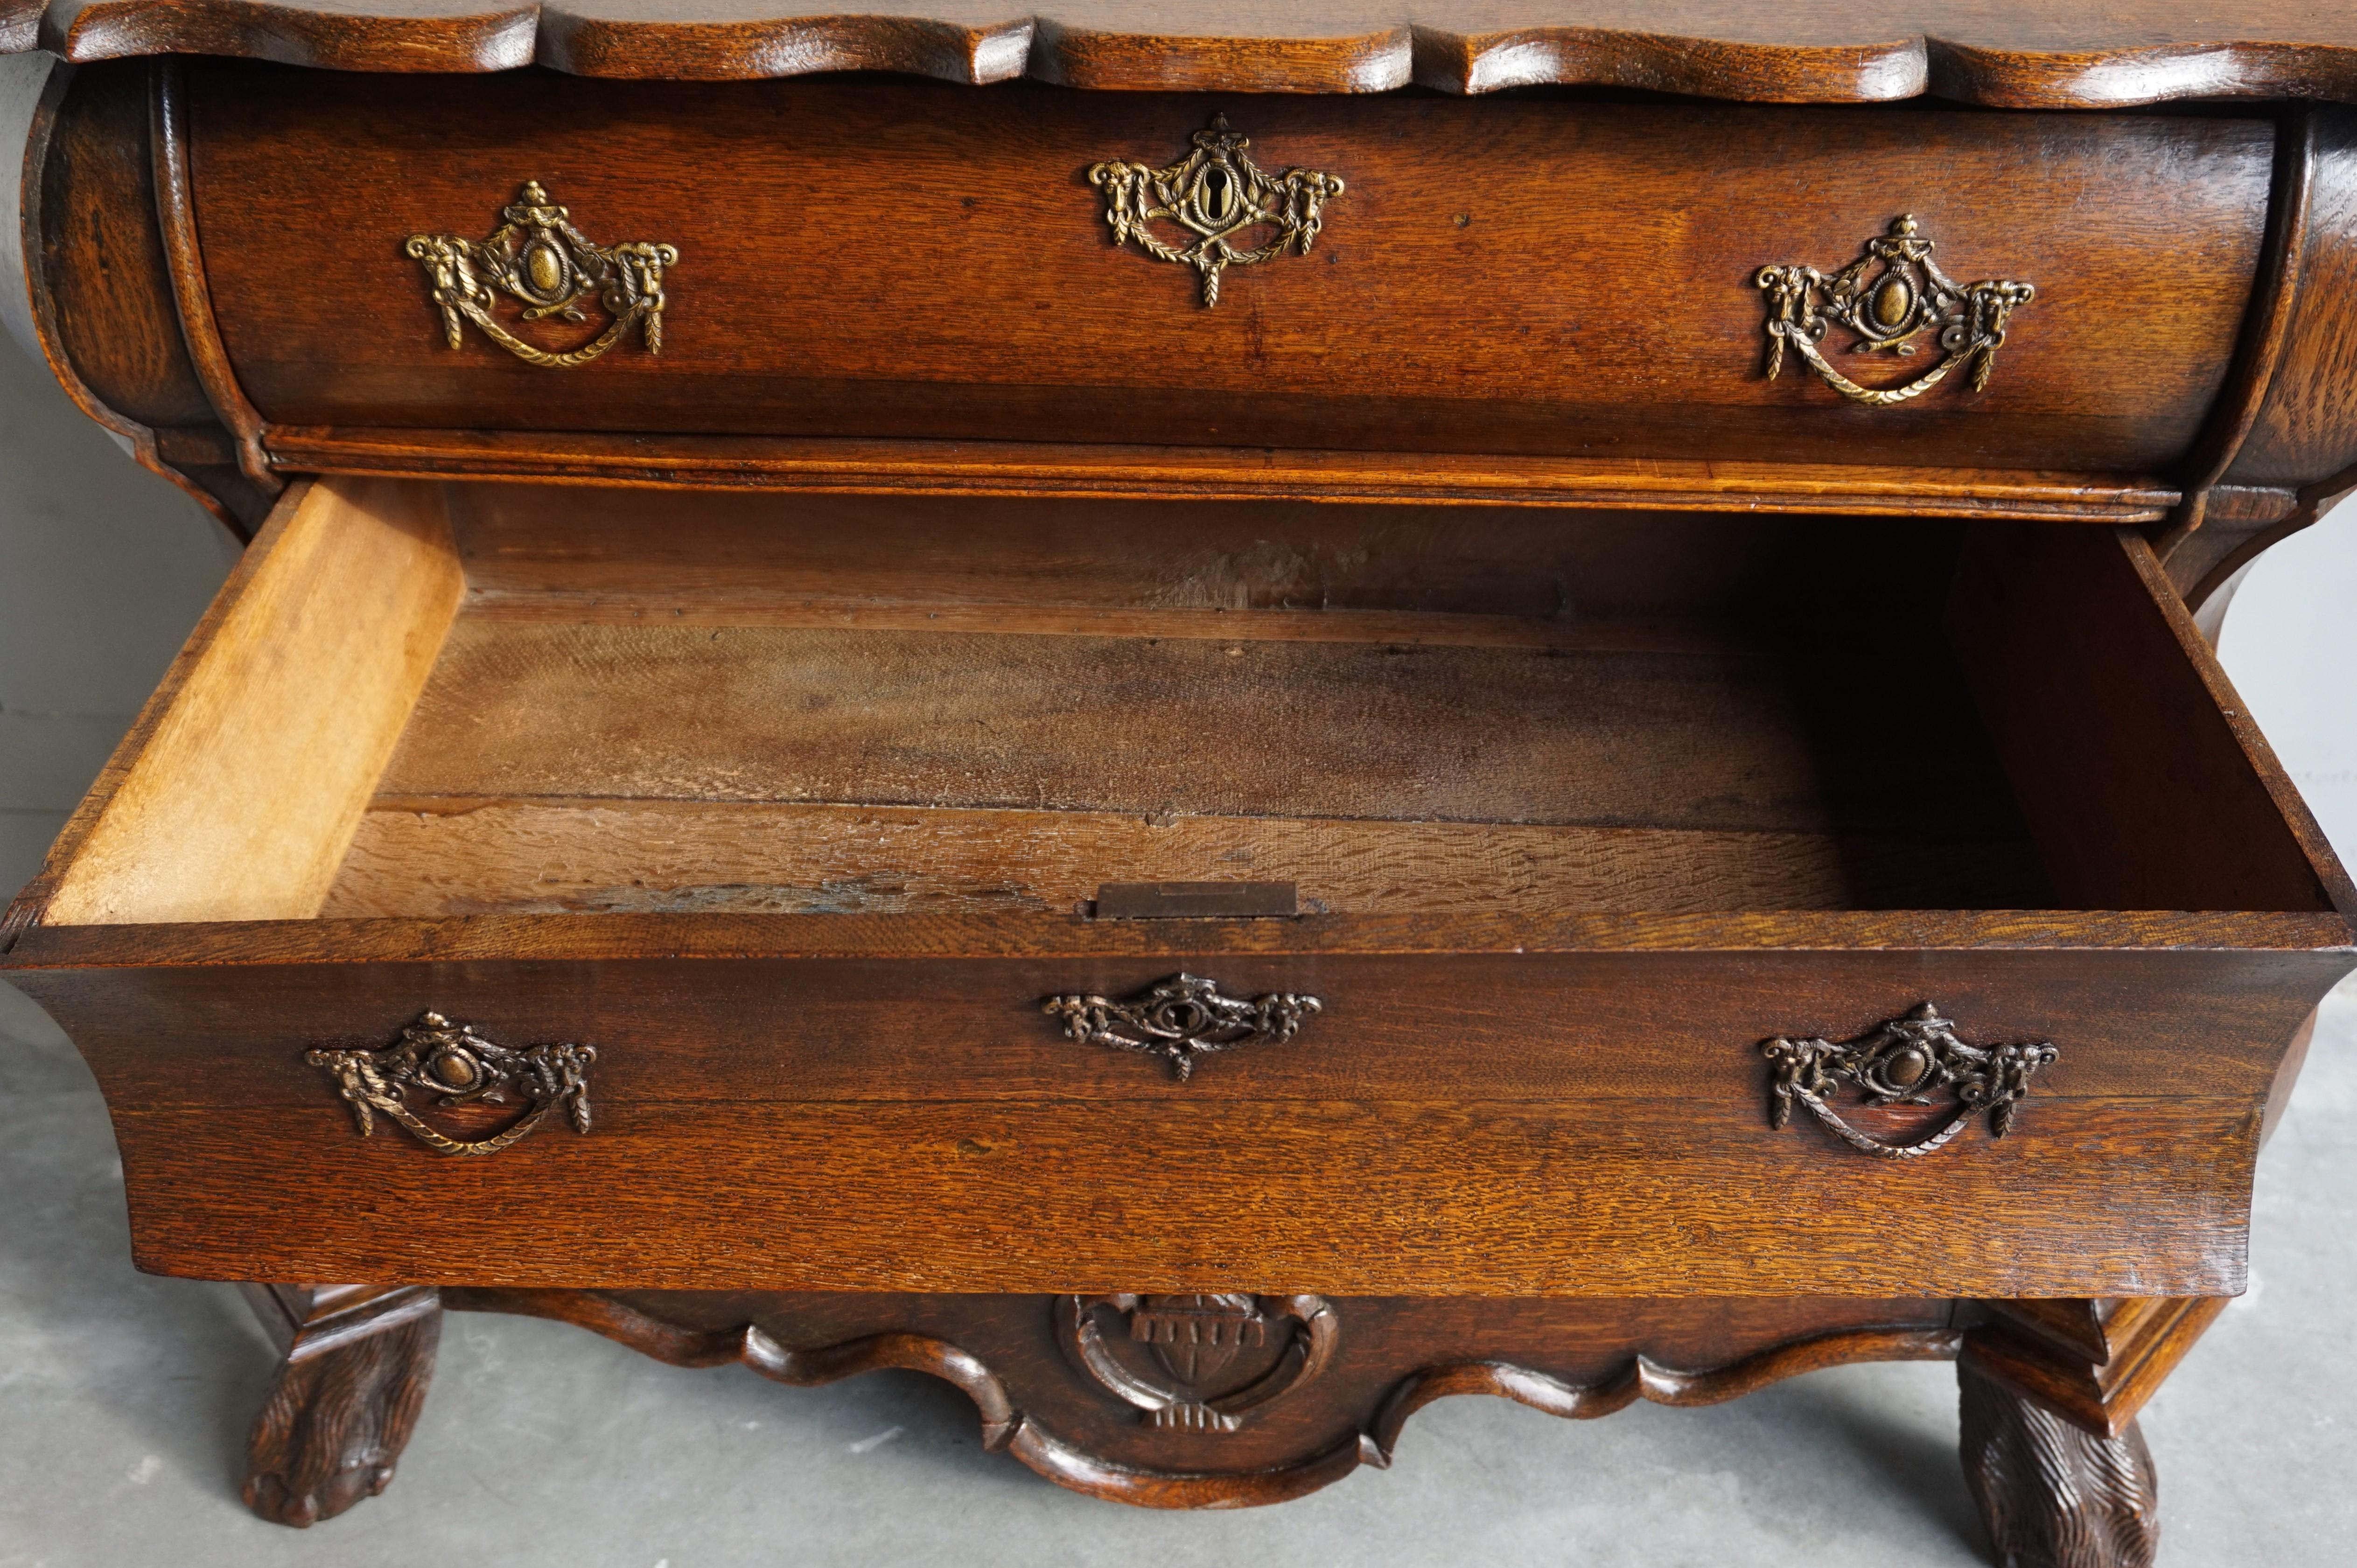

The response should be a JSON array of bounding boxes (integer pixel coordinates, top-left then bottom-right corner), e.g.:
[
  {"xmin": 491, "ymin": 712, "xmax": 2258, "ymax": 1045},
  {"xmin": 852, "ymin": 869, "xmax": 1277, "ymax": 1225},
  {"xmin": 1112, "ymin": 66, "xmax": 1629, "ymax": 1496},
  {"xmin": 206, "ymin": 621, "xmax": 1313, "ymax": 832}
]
[{"xmin": 7, "ymin": 0, "xmax": 2357, "ymax": 105}]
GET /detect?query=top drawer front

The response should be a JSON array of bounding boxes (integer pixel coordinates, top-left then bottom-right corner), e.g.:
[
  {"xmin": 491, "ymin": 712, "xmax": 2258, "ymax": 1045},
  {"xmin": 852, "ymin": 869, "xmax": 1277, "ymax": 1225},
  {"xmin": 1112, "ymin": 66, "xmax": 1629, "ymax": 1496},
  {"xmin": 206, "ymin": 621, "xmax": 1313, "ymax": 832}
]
[{"xmin": 188, "ymin": 69, "xmax": 2272, "ymax": 470}]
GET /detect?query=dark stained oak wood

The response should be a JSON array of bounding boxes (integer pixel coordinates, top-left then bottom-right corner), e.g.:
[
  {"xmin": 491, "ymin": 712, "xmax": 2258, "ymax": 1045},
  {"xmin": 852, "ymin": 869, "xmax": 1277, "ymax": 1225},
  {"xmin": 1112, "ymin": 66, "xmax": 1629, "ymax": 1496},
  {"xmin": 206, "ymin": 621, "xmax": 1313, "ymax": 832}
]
[
  {"xmin": 14, "ymin": 481, "xmax": 2349, "ymax": 1303},
  {"xmin": 20, "ymin": 59, "xmax": 269, "ymax": 533},
  {"xmin": 11, "ymin": 934, "xmax": 2336, "ymax": 1295},
  {"xmin": 188, "ymin": 72, "xmax": 2274, "ymax": 474},
  {"xmin": 237, "ymin": 1284, "xmax": 441, "ymax": 1527},
  {"xmin": 24, "ymin": 50, "xmax": 2357, "ymax": 550},
  {"xmin": 264, "ymin": 427, "xmax": 2188, "ymax": 521},
  {"xmin": 148, "ymin": 58, "xmax": 278, "ymax": 498},
  {"xmin": 1959, "ymin": 1360, "xmax": 2160, "ymax": 1568},
  {"xmin": 1969, "ymin": 1296, "xmax": 2229, "ymax": 1439},
  {"xmin": 12, "ymin": 906, "xmax": 2354, "ymax": 965},
  {"xmin": 2150, "ymin": 111, "xmax": 2316, "ymax": 560},
  {"xmin": 434, "ymin": 480, "xmax": 1984, "ymax": 623},
  {"xmin": 412, "ymin": 1289, "xmax": 1964, "ymax": 1508},
  {"xmin": 2175, "ymin": 108, "xmax": 2357, "ymax": 611},
  {"xmin": 6, "ymin": 3, "xmax": 2357, "ymax": 107},
  {"xmin": 90, "ymin": 1093, "xmax": 2262, "ymax": 1296},
  {"xmin": 12, "ymin": 12, "xmax": 2357, "ymax": 1541},
  {"xmin": 2232, "ymin": 110, "xmax": 2357, "ymax": 493},
  {"xmin": 324, "ymin": 801, "xmax": 2052, "ymax": 919},
  {"xmin": 1948, "ymin": 524, "xmax": 2357, "ymax": 921}
]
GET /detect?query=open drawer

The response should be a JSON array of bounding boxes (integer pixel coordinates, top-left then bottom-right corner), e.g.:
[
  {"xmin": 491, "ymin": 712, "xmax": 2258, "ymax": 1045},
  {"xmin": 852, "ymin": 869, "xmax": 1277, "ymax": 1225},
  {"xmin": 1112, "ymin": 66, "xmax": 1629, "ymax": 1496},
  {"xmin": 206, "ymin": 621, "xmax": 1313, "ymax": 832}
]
[{"xmin": 3, "ymin": 477, "xmax": 2349, "ymax": 1298}]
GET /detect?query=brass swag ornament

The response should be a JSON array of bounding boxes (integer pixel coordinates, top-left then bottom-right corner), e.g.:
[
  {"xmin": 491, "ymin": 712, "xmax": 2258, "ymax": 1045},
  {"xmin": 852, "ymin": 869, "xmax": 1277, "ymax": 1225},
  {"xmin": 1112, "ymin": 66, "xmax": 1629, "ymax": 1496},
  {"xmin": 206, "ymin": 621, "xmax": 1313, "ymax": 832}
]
[
  {"xmin": 1042, "ymin": 972, "xmax": 1322, "ymax": 1080},
  {"xmin": 1756, "ymin": 216, "xmax": 2034, "ymax": 406},
  {"xmin": 1089, "ymin": 114, "xmax": 1344, "ymax": 307},
  {"xmin": 307, "ymin": 1011, "xmax": 596, "ymax": 1157},
  {"xmin": 1058, "ymin": 1293, "xmax": 1340, "ymax": 1432},
  {"xmin": 406, "ymin": 181, "xmax": 677, "ymax": 367},
  {"xmin": 1761, "ymin": 1003, "xmax": 2057, "ymax": 1160}
]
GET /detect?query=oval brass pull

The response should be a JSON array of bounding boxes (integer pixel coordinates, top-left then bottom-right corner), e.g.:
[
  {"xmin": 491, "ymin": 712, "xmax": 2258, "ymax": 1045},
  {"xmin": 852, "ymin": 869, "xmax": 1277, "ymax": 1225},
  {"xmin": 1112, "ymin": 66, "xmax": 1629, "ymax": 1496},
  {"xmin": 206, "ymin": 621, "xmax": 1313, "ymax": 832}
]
[
  {"xmin": 1042, "ymin": 972, "xmax": 1322, "ymax": 1080},
  {"xmin": 406, "ymin": 181, "xmax": 677, "ymax": 367},
  {"xmin": 1756, "ymin": 216, "xmax": 2033, "ymax": 406},
  {"xmin": 1761, "ymin": 1002, "xmax": 2055, "ymax": 1159},
  {"xmin": 1089, "ymin": 114, "xmax": 1344, "ymax": 307},
  {"xmin": 307, "ymin": 1011, "xmax": 596, "ymax": 1157}
]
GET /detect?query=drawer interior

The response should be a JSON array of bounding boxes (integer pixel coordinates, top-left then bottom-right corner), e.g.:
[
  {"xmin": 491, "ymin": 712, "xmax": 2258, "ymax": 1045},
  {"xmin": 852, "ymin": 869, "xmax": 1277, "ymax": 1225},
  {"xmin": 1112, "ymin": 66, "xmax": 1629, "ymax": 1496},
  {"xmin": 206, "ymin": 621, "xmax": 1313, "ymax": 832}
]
[
  {"xmin": 12, "ymin": 474, "xmax": 2352, "ymax": 1299},
  {"xmin": 21, "ymin": 475, "xmax": 2347, "ymax": 931}
]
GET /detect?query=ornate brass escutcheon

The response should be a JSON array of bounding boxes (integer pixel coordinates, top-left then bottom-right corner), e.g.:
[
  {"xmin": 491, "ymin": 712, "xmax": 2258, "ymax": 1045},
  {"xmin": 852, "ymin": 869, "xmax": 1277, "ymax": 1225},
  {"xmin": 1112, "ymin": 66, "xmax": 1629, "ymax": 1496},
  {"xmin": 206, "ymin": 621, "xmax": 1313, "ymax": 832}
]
[
  {"xmin": 1756, "ymin": 216, "xmax": 2034, "ymax": 405},
  {"xmin": 307, "ymin": 1011, "xmax": 596, "ymax": 1157},
  {"xmin": 1058, "ymin": 1293, "xmax": 1339, "ymax": 1431},
  {"xmin": 405, "ymin": 181, "xmax": 677, "ymax": 367},
  {"xmin": 1088, "ymin": 114, "xmax": 1344, "ymax": 307},
  {"xmin": 1042, "ymin": 972, "xmax": 1321, "ymax": 1080},
  {"xmin": 1761, "ymin": 1003, "xmax": 2056, "ymax": 1159}
]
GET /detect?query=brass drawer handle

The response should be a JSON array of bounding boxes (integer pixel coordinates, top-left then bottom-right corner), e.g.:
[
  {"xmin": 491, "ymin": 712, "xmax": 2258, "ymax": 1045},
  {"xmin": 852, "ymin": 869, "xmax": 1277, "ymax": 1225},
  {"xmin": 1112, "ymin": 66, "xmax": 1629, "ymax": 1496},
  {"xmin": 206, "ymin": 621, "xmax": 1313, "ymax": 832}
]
[
  {"xmin": 308, "ymin": 1011, "xmax": 596, "ymax": 1157},
  {"xmin": 1762, "ymin": 1003, "xmax": 2055, "ymax": 1159},
  {"xmin": 1756, "ymin": 216, "xmax": 2033, "ymax": 406},
  {"xmin": 1043, "ymin": 972, "xmax": 1322, "ymax": 1080},
  {"xmin": 1090, "ymin": 115, "xmax": 1344, "ymax": 307},
  {"xmin": 406, "ymin": 181, "xmax": 677, "ymax": 367}
]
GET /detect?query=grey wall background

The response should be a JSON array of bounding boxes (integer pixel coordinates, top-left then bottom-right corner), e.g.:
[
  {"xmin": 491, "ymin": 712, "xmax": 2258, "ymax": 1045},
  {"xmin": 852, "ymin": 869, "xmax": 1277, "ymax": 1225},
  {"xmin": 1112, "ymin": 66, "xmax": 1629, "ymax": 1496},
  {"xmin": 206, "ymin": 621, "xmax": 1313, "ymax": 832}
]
[{"xmin": 0, "ymin": 335, "xmax": 240, "ymax": 897}]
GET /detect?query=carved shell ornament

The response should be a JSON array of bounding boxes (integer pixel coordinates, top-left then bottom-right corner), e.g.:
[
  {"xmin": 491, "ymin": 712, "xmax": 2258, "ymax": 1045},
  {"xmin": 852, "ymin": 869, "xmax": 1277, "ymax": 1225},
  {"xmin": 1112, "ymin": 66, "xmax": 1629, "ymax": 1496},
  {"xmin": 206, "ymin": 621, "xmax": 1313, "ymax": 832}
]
[
  {"xmin": 1058, "ymin": 1293, "xmax": 1340, "ymax": 1432},
  {"xmin": 1757, "ymin": 216, "xmax": 2034, "ymax": 405}
]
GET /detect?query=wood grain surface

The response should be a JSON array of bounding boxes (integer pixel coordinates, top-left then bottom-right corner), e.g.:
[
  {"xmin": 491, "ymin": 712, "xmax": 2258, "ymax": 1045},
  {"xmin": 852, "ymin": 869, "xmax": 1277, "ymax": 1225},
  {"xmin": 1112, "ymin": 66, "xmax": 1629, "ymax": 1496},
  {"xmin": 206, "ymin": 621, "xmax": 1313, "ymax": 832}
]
[
  {"xmin": 1951, "ymin": 524, "xmax": 2356, "ymax": 920},
  {"xmin": 266, "ymin": 428, "xmax": 2189, "ymax": 520},
  {"xmin": 9, "ymin": 3, "xmax": 2357, "ymax": 106},
  {"xmin": 1958, "ymin": 1358, "xmax": 2161, "ymax": 1568},
  {"xmin": 13, "ymin": 906, "xmax": 2352, "ymax": 965},
  {"xmin": 41, "ymin": 478, "xmax": 461, "ymax": 924},
  {"xmin": 8, "ymin": 474, "xmax": 2353, "ymax": 1301},
  {"xmin": 315, "ymin": 481, "xmax": 2048, "ymax": 916},
  {"xmin": 439, "ymin": 481, "xmax": 1975, "ymax": 620},
  {"xmin": 324, "ymin": 801, "xmax": 2049, "ymax": 917},
  {"xmin": 1970, "ymin": 1295, "xmax": 2228, "ymax": 1437},
  {"xmin": 12, "ymin": 928, "xmax": 2341, "ymax": 1295},
  {"xmin": 2233, "ymin": 110, "xmax": 2357, "ymax": 490},
  {"xmin": 82, "ymin": 1089, "xmax": 2267, "ymax": 1295},
  {"xmin": 2160, "ymin": 107, "xmax": 2357, "ymax": 607},
  {"xmin": 21, "ymin": 59, "xmax": 270, "ymax": 531},
  {"xmin": 32, "ymin": 945, "xmax": 2340, "ymax": 1108},
  {"xmin": 366, "ymin": 618, "xmax": 2028, "ymax": 834},
  {"xmin": 189, "ymin": 70, "xmax": 2270, "ymax": 471}
]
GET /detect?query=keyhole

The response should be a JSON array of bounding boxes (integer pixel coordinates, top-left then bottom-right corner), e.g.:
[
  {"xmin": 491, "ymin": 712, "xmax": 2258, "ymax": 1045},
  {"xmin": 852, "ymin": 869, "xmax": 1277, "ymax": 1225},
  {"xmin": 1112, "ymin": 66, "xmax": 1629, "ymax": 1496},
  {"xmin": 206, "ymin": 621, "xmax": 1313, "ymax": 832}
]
[{"xmin": 1201, "ymin": 165, "xmax": 1236, "ymax": 224}]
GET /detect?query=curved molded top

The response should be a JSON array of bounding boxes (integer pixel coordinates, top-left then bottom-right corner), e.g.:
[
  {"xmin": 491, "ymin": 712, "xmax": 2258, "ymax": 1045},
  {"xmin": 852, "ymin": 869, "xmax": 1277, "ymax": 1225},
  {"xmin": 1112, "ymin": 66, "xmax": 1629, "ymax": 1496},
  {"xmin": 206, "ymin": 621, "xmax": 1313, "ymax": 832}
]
[{"xmin": 3, "ymin": 2, "xmax": 2356, "ymax": 105}]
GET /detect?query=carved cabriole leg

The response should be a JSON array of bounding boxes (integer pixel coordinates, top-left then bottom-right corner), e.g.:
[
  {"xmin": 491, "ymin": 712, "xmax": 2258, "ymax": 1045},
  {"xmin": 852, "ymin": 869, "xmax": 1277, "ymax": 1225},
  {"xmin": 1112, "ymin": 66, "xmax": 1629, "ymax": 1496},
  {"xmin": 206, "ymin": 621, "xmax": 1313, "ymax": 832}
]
[
  {"xmin": 1958, "ymin": 1360, "xmax": 2158, "ymax": 1568},
  {"xmin": 238, "ymin": 1284, "xmax": 442, "ymax": 1527},
  {"xmin": 1957, "ymin": 1297, "xmax": 2228, "ymax": 1568}
]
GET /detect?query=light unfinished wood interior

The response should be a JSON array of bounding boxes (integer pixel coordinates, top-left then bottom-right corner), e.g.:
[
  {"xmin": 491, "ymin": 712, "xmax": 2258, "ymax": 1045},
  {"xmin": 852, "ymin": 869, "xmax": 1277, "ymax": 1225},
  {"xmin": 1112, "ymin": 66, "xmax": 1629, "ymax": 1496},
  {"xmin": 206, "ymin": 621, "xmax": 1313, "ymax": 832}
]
[
  {"xmin": 41, "ymin": 477, "xmax": 464, "ymax": 924},
  {"xmin": 39, "ymin": 476, "xmax": 2070, "ymax": 926}
]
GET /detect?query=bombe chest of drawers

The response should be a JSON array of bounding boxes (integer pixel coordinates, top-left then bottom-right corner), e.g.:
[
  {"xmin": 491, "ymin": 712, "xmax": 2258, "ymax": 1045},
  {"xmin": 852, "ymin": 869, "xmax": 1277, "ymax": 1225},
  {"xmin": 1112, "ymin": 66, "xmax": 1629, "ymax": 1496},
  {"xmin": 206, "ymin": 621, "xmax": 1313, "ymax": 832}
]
[{"xmin": 7, "ymin": 5, "xmax": 2357, "ymax": 1560}]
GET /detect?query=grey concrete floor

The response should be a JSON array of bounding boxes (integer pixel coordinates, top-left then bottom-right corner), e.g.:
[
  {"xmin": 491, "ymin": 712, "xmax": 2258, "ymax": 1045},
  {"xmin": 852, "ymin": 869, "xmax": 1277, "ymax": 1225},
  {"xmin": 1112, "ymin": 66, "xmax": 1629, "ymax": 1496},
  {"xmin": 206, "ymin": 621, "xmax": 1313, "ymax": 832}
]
[{"xmin": 3, "ymin": 975, "xmax": 2354, "ymax": 1567}]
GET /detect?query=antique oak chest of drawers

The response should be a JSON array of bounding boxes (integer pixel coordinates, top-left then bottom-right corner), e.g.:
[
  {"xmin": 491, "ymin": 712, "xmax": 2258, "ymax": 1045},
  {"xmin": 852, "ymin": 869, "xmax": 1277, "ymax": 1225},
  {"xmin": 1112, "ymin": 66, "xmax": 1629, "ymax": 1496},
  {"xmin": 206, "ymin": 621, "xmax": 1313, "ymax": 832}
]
[{"xmin": 6, "ymin": 5, "xmax": 2357, "ymax": 1561}]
